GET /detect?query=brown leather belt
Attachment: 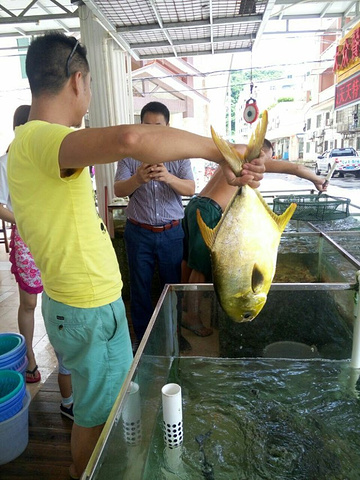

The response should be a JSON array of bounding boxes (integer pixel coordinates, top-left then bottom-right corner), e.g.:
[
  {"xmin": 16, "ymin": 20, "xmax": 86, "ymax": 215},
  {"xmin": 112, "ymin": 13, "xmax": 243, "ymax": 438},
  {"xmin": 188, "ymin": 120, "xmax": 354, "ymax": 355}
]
[{"xmin": 128, "ymin": 218, "xmax": 180, "ymax": 233}]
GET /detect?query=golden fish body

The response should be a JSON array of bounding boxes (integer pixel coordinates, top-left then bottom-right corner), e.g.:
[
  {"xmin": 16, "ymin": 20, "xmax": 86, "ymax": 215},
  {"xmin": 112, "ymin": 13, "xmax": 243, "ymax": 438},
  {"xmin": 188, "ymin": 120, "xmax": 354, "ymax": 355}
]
[
  {"xmin": 197, "ymin": 186, "xmax": 296, "ymax": 322},
  {"xmin": 197, "ymin": 111, "xmax": 296, "ymax": 322}
]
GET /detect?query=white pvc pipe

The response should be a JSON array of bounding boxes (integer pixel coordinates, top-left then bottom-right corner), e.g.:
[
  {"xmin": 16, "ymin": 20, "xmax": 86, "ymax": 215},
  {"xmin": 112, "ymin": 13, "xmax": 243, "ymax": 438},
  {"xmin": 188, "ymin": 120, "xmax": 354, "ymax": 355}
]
[
  {"xmin": 161, "ymin": 383, "xmax": 183, "ymax": 449},
  {"xmin": 122, "ymin": 382, "xmax": 141, "ymax": 446},
  {"xmin": 350, "ymin": 271, "xmax": 360, "ymax": 369},
  {"xmin": 163, "ymin": 445, "xmax": 183, "ymax": 474},
  {"xmin": 121, "ymin": 382, "xmax": 145, "ymax": 480},
  {"xmin": 347, "ymin": 367, "xmax": 360, "ymax": 397}
]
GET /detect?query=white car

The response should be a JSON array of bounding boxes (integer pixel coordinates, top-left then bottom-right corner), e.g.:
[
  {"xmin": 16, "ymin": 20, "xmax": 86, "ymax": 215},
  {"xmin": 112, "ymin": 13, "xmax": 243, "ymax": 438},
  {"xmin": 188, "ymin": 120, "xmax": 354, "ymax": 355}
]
[{"xmin": 315, "ymin": 148, "xmax": 360, "ymax": 178}]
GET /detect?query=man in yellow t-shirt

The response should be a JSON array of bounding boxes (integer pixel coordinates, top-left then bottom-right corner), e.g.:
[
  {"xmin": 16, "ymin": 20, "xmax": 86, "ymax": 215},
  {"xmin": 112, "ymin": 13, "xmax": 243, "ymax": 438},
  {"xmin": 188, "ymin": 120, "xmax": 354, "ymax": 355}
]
[{"xmin": 8, "ymin": 33, "xmax": 266, "ymax": 478}]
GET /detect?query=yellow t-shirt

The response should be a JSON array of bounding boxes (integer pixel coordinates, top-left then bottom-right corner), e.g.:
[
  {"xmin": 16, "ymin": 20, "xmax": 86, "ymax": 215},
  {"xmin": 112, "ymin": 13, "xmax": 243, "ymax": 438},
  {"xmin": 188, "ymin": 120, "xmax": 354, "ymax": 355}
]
[{"xmin": 7, "ymin": 121, "xmax": 122, "ymax": 308}]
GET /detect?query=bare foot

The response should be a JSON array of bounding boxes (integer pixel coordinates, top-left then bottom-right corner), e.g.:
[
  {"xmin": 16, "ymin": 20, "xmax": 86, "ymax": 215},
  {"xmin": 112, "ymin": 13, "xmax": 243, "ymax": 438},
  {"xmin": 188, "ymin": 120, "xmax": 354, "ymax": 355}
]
[
  {"xmin": 181, "ymin": 315, "xmax": 213, "ymax": 337},
  {"xmin": 69, "ymin": 464, "xmax": 80, "ymax": 479}
]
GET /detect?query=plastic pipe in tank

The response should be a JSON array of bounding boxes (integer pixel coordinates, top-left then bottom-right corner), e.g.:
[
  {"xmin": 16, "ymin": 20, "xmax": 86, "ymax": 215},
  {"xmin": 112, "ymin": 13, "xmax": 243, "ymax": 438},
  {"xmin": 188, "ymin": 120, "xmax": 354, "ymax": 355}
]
[
  {"xmin": 161, "ymin": 383, "xmax": 183, "ymax": 449},
  {"xmin": 351, "ymin": 271, "xmax": 360, "ymax": 369},
  {"xmin": 122, "ymin": 381, "xmax": 142, "ymax": 446}
]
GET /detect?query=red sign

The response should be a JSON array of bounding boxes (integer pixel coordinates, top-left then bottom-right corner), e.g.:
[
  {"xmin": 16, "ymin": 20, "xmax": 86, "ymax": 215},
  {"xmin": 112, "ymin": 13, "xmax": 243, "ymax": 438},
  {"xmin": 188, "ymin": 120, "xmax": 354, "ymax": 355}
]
[
  {"xmin": 335, "ymin": 72, "xmax": 360, "ymax": 109},
  {"xmin": 333, "ymin": 26, "xmax": 360, "ymax": 72}
]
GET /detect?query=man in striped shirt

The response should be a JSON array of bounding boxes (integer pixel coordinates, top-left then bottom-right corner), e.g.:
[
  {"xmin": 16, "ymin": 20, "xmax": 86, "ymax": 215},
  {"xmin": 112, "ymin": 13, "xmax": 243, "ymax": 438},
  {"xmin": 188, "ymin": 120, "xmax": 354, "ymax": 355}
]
[{"xmin": 114, "ymin": 102, "xmax": 197, "ymax": 347}]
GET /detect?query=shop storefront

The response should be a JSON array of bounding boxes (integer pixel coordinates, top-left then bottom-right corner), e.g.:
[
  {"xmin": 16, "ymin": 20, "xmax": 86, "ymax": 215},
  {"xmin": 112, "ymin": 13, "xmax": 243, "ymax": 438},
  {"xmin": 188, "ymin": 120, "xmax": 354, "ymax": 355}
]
[{"xmin": 334, "ymin": 22, "xmax": 360, "ymax": 150}]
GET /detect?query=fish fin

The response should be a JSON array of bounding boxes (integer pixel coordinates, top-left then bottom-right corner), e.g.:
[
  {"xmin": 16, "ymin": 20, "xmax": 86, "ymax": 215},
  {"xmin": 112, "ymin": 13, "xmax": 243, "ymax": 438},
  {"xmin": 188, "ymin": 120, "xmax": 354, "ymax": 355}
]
[
  {"xmin": 196, "ymin": 209, "xmax": 216, "ymax": 249},
  {"xmin": 210, "ymin": 126, "xmax": 244, "ymax": 176},
  {"xmin": 232, "ymin": 264, "xmax": 266, "ymax": 298},
  {"xmin": 275, "ymin": 202, "xmax": 297, "ymax": 233},
  {"xmin": 252, "ymin": 189, "xmax": 297, "ymax": 232},
  {"xmin": 251, "ymin": 263, "xmax": 265, "ymax": 294},
  {"xmin": 243, "ymin": 110, "xmax": 269, "ymax": 162}
]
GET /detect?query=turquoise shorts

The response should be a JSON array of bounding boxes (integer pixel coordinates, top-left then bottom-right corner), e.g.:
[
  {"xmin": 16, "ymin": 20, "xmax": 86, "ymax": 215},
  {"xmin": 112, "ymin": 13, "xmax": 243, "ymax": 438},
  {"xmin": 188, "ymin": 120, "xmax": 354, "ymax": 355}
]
[
  {"xmin": 54, "ymin": 350, "xmax": 71, "ymax": 376},
  {"xmin": 42, "ymin": 292, "xmax": 133, "ymax": 428}
]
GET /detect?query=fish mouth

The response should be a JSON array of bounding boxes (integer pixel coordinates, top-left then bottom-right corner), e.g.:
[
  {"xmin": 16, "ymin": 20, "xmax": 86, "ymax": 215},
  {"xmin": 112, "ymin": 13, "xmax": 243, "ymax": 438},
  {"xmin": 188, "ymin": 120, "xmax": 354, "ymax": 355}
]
[
  {"xmin": 225, "ymin": 306, "xmax": 265, "ymax": 323},
  {"xmin": 225, "ymin": 293, "xmax": 267, "ymax": 323},
  {"xmin": 230, "ymin": 311, "xmax": 258, "ymax": 323},
  {"xmin": 240, "ymin": 312, "xmax": 256, "ymax": 322}
]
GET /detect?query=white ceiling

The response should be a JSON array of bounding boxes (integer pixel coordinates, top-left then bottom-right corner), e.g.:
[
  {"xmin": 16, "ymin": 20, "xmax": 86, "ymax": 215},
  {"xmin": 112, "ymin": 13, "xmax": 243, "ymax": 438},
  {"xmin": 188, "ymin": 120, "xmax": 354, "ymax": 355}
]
[{"xmin": 0, "ymin": 0, "xmax": 358, "ymax": 59}]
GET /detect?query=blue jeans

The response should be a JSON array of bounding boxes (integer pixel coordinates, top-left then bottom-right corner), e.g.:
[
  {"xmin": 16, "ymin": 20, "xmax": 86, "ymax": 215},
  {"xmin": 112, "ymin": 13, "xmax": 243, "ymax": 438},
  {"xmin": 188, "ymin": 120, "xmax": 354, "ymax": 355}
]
[{"xmin": 124, "ymin": 220, "xmax": 184, "ymax": 341}]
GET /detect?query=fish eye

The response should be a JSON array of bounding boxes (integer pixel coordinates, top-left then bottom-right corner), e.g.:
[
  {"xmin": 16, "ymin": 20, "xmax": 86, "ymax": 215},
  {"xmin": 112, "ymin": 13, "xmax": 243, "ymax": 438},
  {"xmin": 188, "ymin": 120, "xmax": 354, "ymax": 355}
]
[{"xmin": 243, "ymin": 312, "xmax": 253, "ymax": 320}]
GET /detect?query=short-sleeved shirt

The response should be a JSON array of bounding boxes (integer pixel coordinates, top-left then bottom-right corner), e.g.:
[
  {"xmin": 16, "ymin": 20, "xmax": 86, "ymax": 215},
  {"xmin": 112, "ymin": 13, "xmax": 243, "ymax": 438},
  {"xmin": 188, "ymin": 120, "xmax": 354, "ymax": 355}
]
[
  {"xmin": 115, "ymin": 158, "xmax": 193, "ymax": 225},
  {"xmin": 7, "ymin": 121, "xmax": 122, "ymax": 308}
]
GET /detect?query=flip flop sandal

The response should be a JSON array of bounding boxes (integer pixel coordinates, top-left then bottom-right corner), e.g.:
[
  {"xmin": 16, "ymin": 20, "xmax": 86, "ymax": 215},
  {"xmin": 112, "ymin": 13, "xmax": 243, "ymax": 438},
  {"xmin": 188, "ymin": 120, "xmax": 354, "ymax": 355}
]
[{"xmin": 26, "ymin": 365, "xmax": 41, "ymax": 384}]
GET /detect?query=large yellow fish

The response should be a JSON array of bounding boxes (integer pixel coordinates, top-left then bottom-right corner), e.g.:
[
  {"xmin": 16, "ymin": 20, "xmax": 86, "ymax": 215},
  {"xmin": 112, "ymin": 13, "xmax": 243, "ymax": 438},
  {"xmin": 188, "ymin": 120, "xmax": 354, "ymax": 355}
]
[{"xmin": 197, "ymin": 112, "xmax": 296, "ymax": 322}]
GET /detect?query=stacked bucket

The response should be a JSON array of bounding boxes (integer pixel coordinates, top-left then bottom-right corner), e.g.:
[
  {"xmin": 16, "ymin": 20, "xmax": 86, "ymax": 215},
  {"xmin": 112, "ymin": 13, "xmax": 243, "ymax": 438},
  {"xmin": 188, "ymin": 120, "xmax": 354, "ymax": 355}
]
[{"xmin": 0, "ymin": 332, "xmax": 31, "ymax": 465}]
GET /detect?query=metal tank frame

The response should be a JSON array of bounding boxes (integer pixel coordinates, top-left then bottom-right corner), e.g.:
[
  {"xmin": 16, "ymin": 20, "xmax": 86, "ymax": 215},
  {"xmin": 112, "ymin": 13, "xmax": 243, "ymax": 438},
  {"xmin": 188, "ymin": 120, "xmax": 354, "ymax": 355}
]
[{"xmin": 83, "ymin": 228, "xmax": 360, "ymax": 480}]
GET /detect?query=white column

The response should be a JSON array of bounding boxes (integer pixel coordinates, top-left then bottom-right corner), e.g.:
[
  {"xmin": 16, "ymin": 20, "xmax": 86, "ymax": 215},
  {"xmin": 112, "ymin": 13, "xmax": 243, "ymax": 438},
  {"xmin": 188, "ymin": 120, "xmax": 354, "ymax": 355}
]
[{"xmin": 78, "ymin": 5, "xmax": 133, "ymax": 231}]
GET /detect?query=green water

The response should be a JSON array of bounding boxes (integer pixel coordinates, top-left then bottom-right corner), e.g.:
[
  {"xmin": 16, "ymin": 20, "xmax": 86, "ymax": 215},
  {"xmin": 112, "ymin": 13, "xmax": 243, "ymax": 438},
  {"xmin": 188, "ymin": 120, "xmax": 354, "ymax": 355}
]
[{"xmin": 144, "ymin": 358, "xmax": 360, "ymax": 480}]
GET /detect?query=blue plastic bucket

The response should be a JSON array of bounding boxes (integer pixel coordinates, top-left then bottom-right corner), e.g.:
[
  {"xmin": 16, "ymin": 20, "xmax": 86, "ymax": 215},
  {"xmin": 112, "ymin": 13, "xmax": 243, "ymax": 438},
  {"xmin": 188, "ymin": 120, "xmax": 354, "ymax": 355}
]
[
  {"xmin": 0, "ymin": 370, "xmax": 26, "ymax": 421},
  {"xmin": 0, "ymin": 333, "xmax": 27, "ymax": 374},
  {"xmin": 16, "ymin": 356, "xmax": 29, "ymax": 381},
  {"xmin": 2, "ymin": 352, "xmax": 28, "ymax": 376},
  {"xmin": 0, "ymin": 390, "xmax": 30, "ymax": 465}
]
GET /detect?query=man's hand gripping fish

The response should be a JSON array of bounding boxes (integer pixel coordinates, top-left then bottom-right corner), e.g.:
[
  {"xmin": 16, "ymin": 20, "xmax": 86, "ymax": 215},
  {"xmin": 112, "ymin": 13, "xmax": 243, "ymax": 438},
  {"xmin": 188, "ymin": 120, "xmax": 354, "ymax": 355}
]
[{"xmin": 197, "ymin": 111, "xmax": 297, "ymax": 322}]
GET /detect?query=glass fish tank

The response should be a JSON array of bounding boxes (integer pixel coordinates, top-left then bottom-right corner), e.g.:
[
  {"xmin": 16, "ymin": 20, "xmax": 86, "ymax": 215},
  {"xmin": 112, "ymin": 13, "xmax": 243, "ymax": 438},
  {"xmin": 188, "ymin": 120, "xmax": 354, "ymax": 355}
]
[{"xmin": 83, "ymin": 230, "xmax": 360, "ymax": 480}]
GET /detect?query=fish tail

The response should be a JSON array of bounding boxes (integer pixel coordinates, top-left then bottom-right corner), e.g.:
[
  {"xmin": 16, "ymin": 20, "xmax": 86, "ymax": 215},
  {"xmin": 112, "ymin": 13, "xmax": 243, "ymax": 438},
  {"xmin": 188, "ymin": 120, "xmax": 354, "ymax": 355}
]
[
  {"xmin": 210, "ymin": 126, "xmax": 244, "ymax": 176},
  {"xmin": 244, "ymin": 110, "xmax": 269, "ymax": 162},
  {"xmin": 210, "ymin": 111, "xmax": 268, "ymax": 175},
  {"xmin": 196, "ymin": 209, "xmax": 215, "ymax": 249},
  {"xmin": 276, "ymin": 202, "xmax": 297, "ymax": 232}
]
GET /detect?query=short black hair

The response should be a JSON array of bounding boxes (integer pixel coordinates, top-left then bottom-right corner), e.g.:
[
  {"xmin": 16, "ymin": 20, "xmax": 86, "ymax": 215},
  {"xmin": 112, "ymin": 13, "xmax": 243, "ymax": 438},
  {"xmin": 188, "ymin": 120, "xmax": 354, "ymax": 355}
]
[
  {"xmin": 13, "ymin": 105, "xmax": 30, "ymax": 130},
  {"xmin": 263, "ymin": 138, "xmax": 274, "ymax": 155},
  {"xmin": 26, "ymin": 32, "xmax": 89, "ymax": 96},
  {"xmin": 140, "ymin": 101, "xmax": 170, "ymax": 124}
]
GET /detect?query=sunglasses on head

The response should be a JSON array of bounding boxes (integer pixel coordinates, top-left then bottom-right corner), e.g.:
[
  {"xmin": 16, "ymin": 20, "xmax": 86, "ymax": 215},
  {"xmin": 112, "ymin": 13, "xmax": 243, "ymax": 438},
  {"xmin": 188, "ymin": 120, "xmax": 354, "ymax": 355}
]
[{"xmin": 65, "ymin": 39, "xmax": 80, "ymax": 78}]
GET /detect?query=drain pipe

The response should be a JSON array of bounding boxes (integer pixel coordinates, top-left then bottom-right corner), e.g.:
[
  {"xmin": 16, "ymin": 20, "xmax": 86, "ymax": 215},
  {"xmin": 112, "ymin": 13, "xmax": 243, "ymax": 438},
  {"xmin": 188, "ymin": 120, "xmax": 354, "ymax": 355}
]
[
  {"xmin": 122, "ymin": 382, "xmax": 142, "ymax": 446},
  {"xmin": 120, "ymin": 382, "xmax": 145, "ymax": 479},
  {"xmin": 162, "ymin": 383, "xmax": 183, "ymax": 448},
  {"xmin": 162, "ymin": 383, "xmax": 184, "ymax": 475},
  {"xmin": 350, "ymin": 271, "xmax": 360, "ymax": 369}
]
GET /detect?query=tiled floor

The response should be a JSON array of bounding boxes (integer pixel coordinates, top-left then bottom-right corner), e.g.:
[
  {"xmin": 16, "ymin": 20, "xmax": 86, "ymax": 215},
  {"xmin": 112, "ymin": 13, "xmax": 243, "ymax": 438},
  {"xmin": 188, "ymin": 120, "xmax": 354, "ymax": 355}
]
[{"xmin": 0, "ymin": 248, "xmax": 57, "ymax": 400}]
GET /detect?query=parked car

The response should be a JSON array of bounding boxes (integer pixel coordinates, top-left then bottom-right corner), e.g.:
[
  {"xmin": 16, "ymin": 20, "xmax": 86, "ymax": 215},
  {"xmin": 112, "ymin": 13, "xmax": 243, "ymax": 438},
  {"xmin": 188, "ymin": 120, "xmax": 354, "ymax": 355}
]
[{"xmin": 315, "ymin": 148, "xmax": 360, "ymax": 178}]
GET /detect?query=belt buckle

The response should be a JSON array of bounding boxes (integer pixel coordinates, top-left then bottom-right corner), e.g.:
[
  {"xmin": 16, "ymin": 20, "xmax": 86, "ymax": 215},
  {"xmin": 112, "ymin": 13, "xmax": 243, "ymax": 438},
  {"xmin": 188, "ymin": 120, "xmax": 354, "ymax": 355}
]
[{"xmin": 152, "ymin": 220, "xmax": 178, "ymax": 232}]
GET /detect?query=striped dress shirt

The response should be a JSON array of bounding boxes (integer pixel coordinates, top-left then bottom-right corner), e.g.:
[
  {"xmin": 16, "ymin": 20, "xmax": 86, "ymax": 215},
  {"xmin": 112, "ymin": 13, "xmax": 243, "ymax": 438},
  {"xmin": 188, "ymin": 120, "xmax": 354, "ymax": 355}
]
[{"xmin": 115, "ymin": 158, "xmax": 194, "ymax": 225}]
